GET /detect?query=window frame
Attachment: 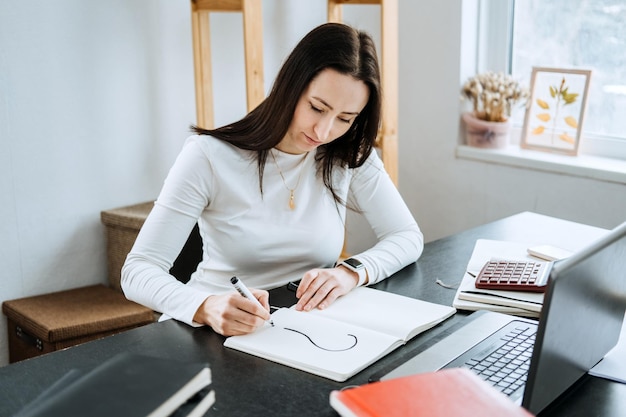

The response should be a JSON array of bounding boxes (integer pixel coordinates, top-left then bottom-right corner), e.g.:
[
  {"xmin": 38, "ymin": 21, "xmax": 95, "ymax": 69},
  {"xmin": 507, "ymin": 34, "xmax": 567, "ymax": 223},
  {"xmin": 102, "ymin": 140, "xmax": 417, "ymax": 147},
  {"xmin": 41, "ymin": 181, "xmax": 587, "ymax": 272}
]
[{"xmin": 477, "ymin": 0, "xmax": 626, "ymax": 161}]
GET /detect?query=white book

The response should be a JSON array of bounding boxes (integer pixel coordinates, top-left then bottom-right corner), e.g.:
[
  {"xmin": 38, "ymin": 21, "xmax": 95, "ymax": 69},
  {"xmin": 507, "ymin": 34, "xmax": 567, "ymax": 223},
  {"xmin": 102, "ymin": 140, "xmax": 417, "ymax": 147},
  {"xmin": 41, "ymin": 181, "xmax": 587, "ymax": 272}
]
[
  {"xmin": 456, "ymin": 276, "xmax": 542, "ymax": 317},
  {"xmin": 224, "ymin": 287, "xmax": 456, "ymax": 382}
]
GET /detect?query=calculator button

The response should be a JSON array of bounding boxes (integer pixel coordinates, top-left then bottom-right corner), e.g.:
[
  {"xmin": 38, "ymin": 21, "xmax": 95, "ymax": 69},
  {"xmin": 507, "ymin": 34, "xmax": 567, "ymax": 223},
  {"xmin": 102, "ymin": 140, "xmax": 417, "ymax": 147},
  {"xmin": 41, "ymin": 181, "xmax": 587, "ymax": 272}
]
[{"xmin": 474, "ymin": 260, "xmax": 551, "ymax": 292}]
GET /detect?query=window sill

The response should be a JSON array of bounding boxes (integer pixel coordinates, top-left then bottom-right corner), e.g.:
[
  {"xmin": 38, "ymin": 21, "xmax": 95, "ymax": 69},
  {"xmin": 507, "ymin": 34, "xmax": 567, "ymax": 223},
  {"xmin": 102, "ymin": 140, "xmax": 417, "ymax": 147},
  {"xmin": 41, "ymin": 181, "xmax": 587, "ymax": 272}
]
[{"xmin": 456, "ymin": 145, "xmax": 626, "ymax": 185}]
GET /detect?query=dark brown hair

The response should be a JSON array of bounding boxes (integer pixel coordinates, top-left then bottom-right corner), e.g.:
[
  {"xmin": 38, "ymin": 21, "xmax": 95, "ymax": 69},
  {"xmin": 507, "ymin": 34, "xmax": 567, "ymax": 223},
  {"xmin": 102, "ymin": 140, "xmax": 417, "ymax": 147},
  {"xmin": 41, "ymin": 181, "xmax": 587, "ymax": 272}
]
[{"xmin": 191, "ymin": 22, "xmax": 382, "ymax": 203}]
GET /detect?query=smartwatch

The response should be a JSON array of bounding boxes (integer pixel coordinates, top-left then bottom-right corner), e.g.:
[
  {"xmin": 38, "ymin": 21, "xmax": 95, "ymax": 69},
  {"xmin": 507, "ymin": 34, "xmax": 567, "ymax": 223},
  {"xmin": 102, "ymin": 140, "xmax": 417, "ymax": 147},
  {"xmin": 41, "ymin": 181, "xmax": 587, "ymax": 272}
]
[{"xmin": 339, "ymin": 258, "xmax": 367, "ymax": 287}]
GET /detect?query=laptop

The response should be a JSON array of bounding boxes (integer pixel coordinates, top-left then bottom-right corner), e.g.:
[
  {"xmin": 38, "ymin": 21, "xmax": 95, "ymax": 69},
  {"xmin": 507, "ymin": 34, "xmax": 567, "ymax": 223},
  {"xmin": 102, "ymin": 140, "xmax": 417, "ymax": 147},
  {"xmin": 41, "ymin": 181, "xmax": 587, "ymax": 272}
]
[{"xmin": 375, "ymin": 220, "xmax": 626, "ymax": 415}]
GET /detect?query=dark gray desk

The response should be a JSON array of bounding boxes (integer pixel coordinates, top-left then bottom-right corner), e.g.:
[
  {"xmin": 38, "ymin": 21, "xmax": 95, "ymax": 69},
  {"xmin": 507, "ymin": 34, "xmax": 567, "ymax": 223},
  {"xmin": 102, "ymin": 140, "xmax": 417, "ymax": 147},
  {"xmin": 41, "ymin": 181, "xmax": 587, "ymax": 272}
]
[{"xmin": 1, "ymin": 212, "xmax": 625, "ymax": 416}]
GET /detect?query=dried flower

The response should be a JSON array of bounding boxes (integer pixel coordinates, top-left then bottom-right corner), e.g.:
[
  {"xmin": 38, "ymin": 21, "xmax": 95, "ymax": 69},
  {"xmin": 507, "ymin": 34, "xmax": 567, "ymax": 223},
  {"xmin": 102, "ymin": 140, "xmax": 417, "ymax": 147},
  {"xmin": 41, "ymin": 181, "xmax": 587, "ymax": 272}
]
[{"xmin": 461, "ymin": 71, "xmax": 529, "ymax": 122}]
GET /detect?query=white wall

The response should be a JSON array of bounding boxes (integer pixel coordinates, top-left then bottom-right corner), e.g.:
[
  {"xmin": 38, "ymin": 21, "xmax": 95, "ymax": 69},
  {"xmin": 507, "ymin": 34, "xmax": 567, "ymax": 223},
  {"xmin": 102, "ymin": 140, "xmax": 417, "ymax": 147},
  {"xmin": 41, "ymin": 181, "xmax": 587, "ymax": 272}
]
[
  {"xmin": 0, "ymin": 0, "xmax": 196, "ymax": 366},
  {"xmin": 1, "ymin": 1, "xmax": 624, "ymax": 367}
]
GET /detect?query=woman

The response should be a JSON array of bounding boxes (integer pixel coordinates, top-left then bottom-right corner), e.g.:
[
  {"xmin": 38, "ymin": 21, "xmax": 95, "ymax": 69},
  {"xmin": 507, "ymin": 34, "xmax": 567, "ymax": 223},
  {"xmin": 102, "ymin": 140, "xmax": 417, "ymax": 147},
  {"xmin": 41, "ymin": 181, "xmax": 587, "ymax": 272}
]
[{"xmin": 121, "ymin": 22, "xmax": 423, "ymax": 336}]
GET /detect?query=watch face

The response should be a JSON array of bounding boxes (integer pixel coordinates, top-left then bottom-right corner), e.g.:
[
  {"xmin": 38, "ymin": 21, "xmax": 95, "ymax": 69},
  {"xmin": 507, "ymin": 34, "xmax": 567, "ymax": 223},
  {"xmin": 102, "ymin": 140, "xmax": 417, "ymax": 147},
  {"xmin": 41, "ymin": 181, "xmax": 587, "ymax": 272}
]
[{"xmin": 344, "ymin": 258, "xmax": 363, "ymax": 269}]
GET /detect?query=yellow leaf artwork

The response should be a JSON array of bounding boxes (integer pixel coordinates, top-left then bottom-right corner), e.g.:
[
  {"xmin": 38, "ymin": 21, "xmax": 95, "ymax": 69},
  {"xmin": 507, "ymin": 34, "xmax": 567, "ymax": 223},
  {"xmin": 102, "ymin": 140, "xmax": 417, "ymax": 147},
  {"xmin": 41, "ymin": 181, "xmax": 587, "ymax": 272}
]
[
  {"xmin": 532, "ymin": 77, "xmax": 580, "ymax": 145},
  {"xmin": 522, "ymin": 67, "xmax": 591, "ymax": 156},
  {"xmin": 559, "ymin": 133, "xmax": 575, "ymax": 144},
  {"xmin": 564, "ymin": 116, "xmax": 578, "ymax": 129}
]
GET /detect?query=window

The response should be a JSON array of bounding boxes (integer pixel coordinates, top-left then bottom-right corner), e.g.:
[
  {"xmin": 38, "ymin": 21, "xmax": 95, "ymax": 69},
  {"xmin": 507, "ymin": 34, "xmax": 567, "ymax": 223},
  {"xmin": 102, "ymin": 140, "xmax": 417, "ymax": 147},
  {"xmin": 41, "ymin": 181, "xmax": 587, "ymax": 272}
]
[{"xmin": 479, "ymin": 0, "xmax": 626, "ymax": 160}]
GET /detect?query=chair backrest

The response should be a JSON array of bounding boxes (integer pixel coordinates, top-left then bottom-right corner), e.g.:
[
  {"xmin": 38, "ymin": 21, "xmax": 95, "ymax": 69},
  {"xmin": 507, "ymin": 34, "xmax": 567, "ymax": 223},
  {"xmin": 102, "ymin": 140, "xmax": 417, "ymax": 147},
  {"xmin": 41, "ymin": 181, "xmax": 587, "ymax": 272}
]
[{"xmin": 169, "ymin": 224, "xmax": 203, "ymax": 284}]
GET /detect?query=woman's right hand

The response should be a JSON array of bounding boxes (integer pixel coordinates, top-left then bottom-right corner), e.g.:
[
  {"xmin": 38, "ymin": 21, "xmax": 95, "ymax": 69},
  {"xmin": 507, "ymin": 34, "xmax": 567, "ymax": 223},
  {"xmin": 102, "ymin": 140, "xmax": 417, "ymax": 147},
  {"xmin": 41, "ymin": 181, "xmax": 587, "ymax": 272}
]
[{"xmin": 193, "ymin": 290, "xmax": 271, "ymax": 336}]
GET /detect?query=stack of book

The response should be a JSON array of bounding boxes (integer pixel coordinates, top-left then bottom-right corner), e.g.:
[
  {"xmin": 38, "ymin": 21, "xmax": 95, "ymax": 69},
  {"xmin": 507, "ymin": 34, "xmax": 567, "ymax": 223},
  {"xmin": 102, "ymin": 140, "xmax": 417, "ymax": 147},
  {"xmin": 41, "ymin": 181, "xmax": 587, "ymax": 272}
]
[
  {"xmin": 452, "ymin": 239, "xmax": 549, "ymax": 317},
  {"xmin": 14, "ymin": 352, "xmax": 214, "ymax": 417}
]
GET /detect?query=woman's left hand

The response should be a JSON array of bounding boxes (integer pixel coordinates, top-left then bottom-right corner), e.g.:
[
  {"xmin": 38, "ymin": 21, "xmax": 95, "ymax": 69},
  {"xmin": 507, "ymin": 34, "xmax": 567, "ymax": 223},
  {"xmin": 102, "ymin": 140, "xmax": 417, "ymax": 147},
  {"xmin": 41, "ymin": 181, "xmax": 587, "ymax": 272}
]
[{"xmin": 294, "ymin": 266, "xmax": 359, "ymax": 311}]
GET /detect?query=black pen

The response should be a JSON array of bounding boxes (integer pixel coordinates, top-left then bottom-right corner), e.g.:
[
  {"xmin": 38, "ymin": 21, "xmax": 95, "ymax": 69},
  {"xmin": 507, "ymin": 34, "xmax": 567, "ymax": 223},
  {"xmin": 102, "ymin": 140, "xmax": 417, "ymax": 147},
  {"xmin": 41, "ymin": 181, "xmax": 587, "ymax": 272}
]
[
  {"xmin": 230, "ymin": 276, "xmax": 275, "ymax": 327},
  {"xmin": 287, "ymin": 280, "xmax": 300, "ymax": 292}
]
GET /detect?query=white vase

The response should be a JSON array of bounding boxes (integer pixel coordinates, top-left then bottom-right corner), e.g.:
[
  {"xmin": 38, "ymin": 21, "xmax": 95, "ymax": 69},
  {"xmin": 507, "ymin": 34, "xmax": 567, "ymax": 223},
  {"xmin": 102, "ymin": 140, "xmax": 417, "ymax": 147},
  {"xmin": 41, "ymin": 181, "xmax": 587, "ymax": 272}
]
[{"xmin": 462, "ymin": 112, "xmax": 511, "ymax": 148}]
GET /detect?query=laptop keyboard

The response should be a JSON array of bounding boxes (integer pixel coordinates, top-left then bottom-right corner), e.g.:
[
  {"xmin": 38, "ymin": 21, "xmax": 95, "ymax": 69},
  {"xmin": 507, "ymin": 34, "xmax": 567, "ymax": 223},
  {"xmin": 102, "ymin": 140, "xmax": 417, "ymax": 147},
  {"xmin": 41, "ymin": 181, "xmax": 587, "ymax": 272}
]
[{"xmin": 443, "ymin": 321, "xmax": 537, "ymax": 398}]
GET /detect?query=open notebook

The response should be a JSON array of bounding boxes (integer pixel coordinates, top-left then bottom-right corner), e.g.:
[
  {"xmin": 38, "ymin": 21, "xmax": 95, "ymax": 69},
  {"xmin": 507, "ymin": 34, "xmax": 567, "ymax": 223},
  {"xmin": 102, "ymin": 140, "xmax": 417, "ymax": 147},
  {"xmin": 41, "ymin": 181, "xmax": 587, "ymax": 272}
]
[{"xmin": 224, "ymin": 286, "xmax": 456, "ymax": 382}]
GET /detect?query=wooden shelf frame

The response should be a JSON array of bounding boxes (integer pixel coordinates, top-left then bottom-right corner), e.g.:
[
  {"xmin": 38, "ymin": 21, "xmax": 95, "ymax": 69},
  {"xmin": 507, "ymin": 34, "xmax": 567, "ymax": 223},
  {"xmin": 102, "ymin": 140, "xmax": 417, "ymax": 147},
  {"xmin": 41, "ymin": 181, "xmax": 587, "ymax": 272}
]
[
  {"xmin": 328, "ymin": 0, "xmax": 399, "ymax": 186},
  {"xmin": 190, "ymin": 0, "xmax": 265, "ymax": 129}
]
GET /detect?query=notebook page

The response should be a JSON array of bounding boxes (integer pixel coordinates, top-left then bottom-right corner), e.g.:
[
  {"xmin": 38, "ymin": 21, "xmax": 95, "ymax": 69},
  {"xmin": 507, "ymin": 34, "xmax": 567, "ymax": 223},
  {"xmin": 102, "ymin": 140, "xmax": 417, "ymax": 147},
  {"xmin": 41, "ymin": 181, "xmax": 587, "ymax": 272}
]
[
  {"xmin": 224, "ymin": 307, "xmax": 400, "ymax": 382},
  {"xmin": 304, "ymin": 286, "xmax": 456, "ymax": 341}
]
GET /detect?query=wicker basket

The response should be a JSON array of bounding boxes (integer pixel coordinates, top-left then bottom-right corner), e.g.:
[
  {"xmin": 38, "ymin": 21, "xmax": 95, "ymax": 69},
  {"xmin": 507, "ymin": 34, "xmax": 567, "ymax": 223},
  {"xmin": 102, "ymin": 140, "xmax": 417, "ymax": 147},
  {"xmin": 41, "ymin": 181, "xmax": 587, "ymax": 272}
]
[
  {"xmin": 101, "ymin": 201, "xmax": 154, "ymax": 292},
  {"xmin": 2, "ymin": 284, "xmax": 155, "ymax": 363}
]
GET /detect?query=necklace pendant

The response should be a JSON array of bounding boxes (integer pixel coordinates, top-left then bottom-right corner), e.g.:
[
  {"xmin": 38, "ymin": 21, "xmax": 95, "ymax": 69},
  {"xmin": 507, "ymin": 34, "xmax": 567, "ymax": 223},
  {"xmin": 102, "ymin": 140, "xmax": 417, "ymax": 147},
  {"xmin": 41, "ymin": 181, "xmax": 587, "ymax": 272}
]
[
  {"xmin": 271, "ymin": 149, "xmax": 307, "ymax": 212},
  {"xmin": 289, "ymin": 190, "xmax": 296, "ymax": 210}
]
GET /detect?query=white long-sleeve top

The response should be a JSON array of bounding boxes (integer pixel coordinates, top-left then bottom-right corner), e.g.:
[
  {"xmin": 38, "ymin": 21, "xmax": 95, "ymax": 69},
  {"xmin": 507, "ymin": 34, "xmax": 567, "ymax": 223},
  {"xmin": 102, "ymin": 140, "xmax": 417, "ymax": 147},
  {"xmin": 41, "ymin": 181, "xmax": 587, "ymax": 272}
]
[{"xmin": 121, "ymin": 135, "xmax": 423, "ymax": 326}]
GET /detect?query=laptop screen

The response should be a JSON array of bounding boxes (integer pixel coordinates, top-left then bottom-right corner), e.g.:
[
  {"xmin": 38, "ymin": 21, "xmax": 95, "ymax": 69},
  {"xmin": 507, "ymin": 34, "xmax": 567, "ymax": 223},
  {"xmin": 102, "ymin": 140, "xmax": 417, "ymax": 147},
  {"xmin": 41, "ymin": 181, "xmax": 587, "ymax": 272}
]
[{"xmin": 523, "ymin": 221, "xmax": 626, "ymax": 414}]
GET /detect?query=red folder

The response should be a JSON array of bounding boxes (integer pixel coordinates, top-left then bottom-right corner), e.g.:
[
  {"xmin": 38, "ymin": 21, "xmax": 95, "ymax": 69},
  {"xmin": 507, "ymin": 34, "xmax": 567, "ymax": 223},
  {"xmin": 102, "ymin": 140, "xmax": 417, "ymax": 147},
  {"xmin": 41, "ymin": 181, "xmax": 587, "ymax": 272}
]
[{"xmin": 330, "ymin": 368, "xmax": 534, "ymax": 417}]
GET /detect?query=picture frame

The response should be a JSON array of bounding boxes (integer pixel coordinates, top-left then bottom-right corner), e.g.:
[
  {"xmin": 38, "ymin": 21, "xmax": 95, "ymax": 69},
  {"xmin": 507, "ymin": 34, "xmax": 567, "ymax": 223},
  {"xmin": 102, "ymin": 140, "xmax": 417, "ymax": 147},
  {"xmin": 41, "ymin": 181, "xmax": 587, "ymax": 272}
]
[{"xmin": 520, "ymin": 67, "xmax": 592, "ymax": 156}]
